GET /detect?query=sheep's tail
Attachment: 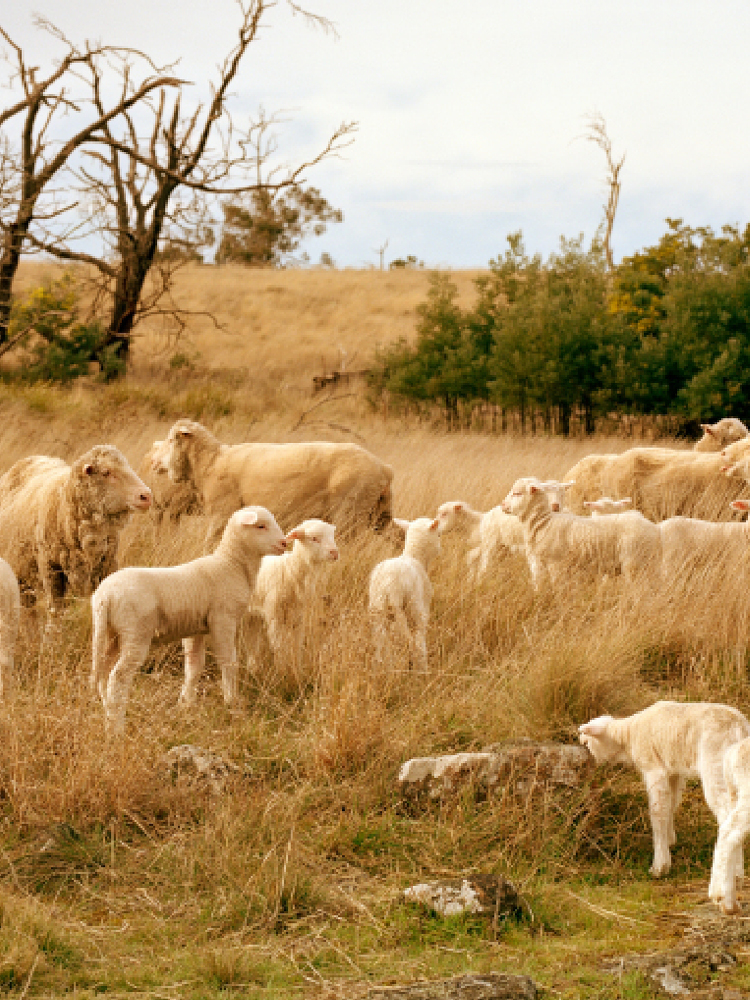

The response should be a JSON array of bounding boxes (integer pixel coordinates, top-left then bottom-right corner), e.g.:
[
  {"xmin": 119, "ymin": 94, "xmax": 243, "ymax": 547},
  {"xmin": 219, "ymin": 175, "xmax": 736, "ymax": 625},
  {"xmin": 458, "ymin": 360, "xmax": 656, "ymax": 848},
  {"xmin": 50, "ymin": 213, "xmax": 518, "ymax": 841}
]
[{"xmin": 90, "ymin": 591, "xmax": 110, "ymax": 700}]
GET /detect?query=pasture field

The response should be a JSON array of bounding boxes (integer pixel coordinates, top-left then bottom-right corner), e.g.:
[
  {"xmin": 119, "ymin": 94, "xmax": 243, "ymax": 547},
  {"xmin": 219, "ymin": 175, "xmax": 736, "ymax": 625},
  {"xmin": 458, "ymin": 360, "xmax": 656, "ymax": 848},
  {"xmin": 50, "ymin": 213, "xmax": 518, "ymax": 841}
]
[{"xmin": 1, "ymin": 266, "xmax": 750, "ymax": 998}]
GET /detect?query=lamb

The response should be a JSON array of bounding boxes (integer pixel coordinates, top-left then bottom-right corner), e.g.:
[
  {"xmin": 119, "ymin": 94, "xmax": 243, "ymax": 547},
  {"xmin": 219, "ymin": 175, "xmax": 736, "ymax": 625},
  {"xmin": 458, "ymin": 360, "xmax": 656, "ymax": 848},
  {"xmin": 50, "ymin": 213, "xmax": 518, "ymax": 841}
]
[
  {"xmin": 0, "ymin": 557, "xmax": 20, "ymax": 700},
  {"xmin": 156, "ymin": 419, "xmax": 393, "ymax": 545},
  {"xmin": 583, "ymin": 497, "xmax": 633, "ymax": 516},
  {"xmin": 0, "ymin": 446, "xmax": 152, "ymax": 612},
  {"xmin": 91, "ymin": 506, "xmax": 286, "ymax": 734},
  {"xmin": 694, "ymin": 417, "xmax": 749, "ymax": 452},
  {"xmin": 579, "ymin": 701, "xmax": 750, "ymax": 877},
  {"xmin": 368, "ymin": 516, "xmax": 441, "ymax": 670},
  {"xmin": 708, "ymin": 737, "xmax": 750, "ymax": 913},
  {"xmin": 139, "ymin": 439, "xmax": 201, "ymax": 524},
  {"xmin": 251, "ymin": 519, "xmax": 338, "ymax": 677},
  {"xmin": 501, "ymin": 477, "xmax": 661, "ymax": 587}
]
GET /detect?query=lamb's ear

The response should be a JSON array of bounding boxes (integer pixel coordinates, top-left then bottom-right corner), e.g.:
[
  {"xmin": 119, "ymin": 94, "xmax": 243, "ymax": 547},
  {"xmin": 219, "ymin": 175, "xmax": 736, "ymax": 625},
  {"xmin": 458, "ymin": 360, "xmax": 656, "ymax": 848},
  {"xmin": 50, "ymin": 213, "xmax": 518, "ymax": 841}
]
[
  {"xmin": 393, "ymin": 517, "xmax": 410, "ymax": 532},
  {"xmin": 529, "ymin": 484, "xmax": 541, "ymax": 494},
  {"xmin": 429, "ymin": 518, "xmax": 440, "ymax": 532},
  {"xmin": 453, "ymin": 502, "xmax": 465, "ymax": 512},
  {"xmin": 287, "ymin": 527, "xmax": 305, "ymax": 542},
  {"xmin": 578, "ymin": 717, "xmax": 610, "ymax": 738},
  {"xmin": 236, "ymin": 509, "xmax": 259, "ymax": 526},
  {"xmin": 701, "ymin": 423, "xmax": 714, "ymax": 435},
  {"xmin": 731, "ymin": 499, "xmax": 750, "ymax": 511}
]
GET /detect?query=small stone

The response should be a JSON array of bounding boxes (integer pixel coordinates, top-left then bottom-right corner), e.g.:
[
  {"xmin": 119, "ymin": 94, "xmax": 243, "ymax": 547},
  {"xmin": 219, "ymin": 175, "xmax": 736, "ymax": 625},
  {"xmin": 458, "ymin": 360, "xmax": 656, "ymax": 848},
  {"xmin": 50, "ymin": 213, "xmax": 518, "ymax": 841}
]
[
  {"xmin": 651, "ymin": 965, "xmax": 691, "ymax": 995},
  {"xmin": 403, "ymin": 875, "xmax": 521, "ymax": 920},
  {"xmin": 162, "ymin": 744, "xmax": 241, "ymax": 794}
]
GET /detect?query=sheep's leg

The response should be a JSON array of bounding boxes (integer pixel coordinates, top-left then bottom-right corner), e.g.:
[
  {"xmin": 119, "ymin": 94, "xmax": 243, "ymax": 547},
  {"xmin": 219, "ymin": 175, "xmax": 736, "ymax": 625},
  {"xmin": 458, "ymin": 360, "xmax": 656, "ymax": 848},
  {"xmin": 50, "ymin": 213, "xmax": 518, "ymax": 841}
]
[
  {"xmin": 104, "ymin": 637, "xmax": 152, "ymax": 735},
  {"xmin": 645, "ymin": 771, "xmax": 673, "ymax": 876},
  {"xmin": 668, "ymin": 775, "xmax": 686, "ymax": 847},
  {"xmin": 210, "ymin": 618, "xmax": 240, "ymax": 707},
  {"xmin": 711, "ymin": 798, "xmax": 750, "ymax": 913},
  {"xmin": 179, "ymin": 635, "xmax": 206, "ymax": 707}
]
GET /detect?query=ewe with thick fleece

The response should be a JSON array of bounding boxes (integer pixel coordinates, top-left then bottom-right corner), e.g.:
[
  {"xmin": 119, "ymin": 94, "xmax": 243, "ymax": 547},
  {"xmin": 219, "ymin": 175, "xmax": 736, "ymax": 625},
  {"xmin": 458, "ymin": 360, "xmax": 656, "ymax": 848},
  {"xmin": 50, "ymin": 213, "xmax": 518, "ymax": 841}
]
[
  {"xmin": 139, "ymin": 439, "xmax": 201, "ymax": 524},
  {"xmin": 579, "ymin": 701, "xmax": 750, "ymax": 877},
  {"xmin": 694, "ymin": 417, "xmax": 748, "ymax": 452},
  {"xmin": 501, "ymin": 478, "xmax": 660, "ymax": 587},
  {"xmin": 0, "ymin": 557, "xmax": 20, "ymax": 699},
  {"xmin": 158, "ymin": 419, "xmax": 393, "ymax": 544},
  {"xmin": 708, "ymin": 738, "xmax": 750, "ymax": 913},
  {"xmin": 91, "ymin": 506, "xmax": 286, "ymax": 734},
  {"xmin": 0, "ymin": 446, "xmax": 151, "ymax": 610},
  {"xmin": 369, "ymin": 517, "xmax": 440, "ymax": 670},
  {"xmin": 563, "ymin": 447, "xmax": 747, "ymax": 521},
  {"xmin": 252, "ymin": 519, "xmax": 338, "ymax": 670}
]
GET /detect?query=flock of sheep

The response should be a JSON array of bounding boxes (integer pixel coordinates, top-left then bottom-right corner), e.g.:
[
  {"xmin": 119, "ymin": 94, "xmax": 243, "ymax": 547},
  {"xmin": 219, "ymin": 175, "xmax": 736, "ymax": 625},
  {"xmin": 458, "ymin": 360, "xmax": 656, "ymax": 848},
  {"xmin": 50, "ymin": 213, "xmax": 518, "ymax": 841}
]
[{"xmin": 4, "ymin": 415, "xmax": 750, "ymax": 914}]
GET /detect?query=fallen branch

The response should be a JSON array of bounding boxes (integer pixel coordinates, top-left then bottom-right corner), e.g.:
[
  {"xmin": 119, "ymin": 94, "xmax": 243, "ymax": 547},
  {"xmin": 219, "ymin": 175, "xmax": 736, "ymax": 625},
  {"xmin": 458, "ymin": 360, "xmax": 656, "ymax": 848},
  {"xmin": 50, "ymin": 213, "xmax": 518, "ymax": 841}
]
[{"xmin": 291, "ymin": 392, "xmax": 358, "ymax": 432}]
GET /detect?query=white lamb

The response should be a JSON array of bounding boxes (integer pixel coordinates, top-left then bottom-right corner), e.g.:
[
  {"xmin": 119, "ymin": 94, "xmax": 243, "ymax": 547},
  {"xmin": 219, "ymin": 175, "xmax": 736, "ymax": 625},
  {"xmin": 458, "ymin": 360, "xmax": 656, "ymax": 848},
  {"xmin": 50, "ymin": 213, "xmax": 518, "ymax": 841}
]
[
  {"xmin": 368, "ymin": 516, "xmax": 441, "ymax": 670},
  {"xmin": 709, "ymin": 737, "xmax": 750, "ymax": 913},
  {"xmin": 579, "ymin": 701, "xmax": 750, "ymax": 877},
  {"xmin": 91, "ymin": 506, "xmax": 287, "ymax": 733},
  {"xmin": 0, "ymin": 557, "xmax": 20, "ymax": 699},
  {"xmin": 252, "ymin": 519, "xmax": 338, "ymax": 675},
  {"xmin": 583, "ymin": 497, "xmax": 633, "ymax": 516}
]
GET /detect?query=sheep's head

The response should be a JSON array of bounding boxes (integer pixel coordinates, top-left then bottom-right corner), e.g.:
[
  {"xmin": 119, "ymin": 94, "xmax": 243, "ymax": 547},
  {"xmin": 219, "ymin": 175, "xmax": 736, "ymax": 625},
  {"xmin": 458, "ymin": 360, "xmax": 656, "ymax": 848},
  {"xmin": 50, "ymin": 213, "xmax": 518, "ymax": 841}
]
[
  {"xmin": 163, "ymin": 419, "xmax": 208, "ymax": 483},
  {"xmin": 578, "ymin": 716, "xmax": 629, "ymax": 764},
  {"xmin": 436, "ymin": 500, "xmax": 474, "ymax": 534},
  {"xmin": 398, "ymin": 516, "xmax": 441, "ymax": 563},
  {"xmin": 226, "ymin": 506, "xmax": 286, "ymax": 557},
  {"xmin": 73, "ymin": 445, "xmax": 152, "ymax": 515},
  {"xmin": 286, "ymin": 519, "xmax": 339, "ymax": 562},
  {"xmin": 695, "ymin": 418, "xmax": 749, "ymax": 452},
  {"xmin": 501, "ymin": 478, "xmax": 571, "ymax": 517},
  {"xmin": 542, "ymin": 480, "xmax": 576, "ymax": 513}
]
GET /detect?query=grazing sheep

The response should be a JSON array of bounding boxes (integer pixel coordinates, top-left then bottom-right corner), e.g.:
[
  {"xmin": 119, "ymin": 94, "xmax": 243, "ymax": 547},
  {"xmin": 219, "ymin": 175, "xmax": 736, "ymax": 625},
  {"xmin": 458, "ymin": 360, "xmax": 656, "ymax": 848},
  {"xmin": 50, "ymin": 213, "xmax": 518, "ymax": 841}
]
[
  {"xmin": 694, "ymin": 417, "xmax": 749, "ymax": 452},
  {"xmin": 91, "ymin": 506, "xmax": 286, "ymax": 734},
  {"xmin": 139, "ymin": 439, "xmax": 201, "ymax": 524},
  {"xmin": 583, "ymin": 497, "xmax": 633, "ymax": 516},
  {"xmin": 501, "ymin": 478, "xmax": 660, "ymax": 587},
  {"xmin": 369, "ymin": 517, "xmax": 441, "ymax": 670},
  {"xmin": 660, "ymin": 499, "xmax": 750, "ymax": 578},
  {"xmin": 579, "ymin": 701, "xmax": 750, "ymax": 877},
  {"xmin": 0, "ymin": 557, "xmax": 20, "ymax": 699},
  {"xmin": 708, "ymin": 737, "xmax": 750, "ymax": 913},
  {"xmin": 0, "ymin": 446, "xmax": 152, "ymax": 612},
  {"xmin": 156, "ymin": 419, "xmax": 393, "ymax": 544},
  {"xmin": 251, "ymin": 519, "xmax": 338, "ymax": 677}
]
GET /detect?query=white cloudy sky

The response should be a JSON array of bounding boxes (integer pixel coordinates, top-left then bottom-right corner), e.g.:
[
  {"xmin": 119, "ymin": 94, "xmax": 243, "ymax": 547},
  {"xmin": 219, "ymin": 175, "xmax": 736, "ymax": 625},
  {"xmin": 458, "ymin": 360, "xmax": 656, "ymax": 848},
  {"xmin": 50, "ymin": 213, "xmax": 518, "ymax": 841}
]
[{"xmin": 3, "ymin": 1, "xmax": 750, "ymax": 267}]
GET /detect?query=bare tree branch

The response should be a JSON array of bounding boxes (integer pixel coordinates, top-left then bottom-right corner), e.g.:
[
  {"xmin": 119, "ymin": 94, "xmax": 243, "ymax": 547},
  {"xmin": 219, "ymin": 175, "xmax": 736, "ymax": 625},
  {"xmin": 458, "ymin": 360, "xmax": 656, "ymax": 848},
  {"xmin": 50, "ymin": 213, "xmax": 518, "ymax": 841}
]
[{"xmin": 583, "ymin": 112, "xmax": 625, "ymax": 272}]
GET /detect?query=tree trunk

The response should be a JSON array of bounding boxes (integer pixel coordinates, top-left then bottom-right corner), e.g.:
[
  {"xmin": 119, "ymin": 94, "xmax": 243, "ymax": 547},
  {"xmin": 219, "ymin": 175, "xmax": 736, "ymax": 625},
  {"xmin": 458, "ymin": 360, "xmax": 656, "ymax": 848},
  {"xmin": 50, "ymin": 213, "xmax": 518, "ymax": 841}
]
[
  {"xmin": 0, "ymin": 217, "xmax": 34, "ymax": 346},
  {"xmin": 559, "ymin": 403, "xmax": 571, "ymax": 437}
]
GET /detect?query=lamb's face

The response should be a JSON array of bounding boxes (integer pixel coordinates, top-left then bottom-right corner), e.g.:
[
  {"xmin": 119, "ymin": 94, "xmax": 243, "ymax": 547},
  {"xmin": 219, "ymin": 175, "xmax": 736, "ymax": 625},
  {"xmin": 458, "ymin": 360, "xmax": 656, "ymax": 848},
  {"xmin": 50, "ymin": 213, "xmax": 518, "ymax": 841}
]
[
  {"xmin": 288, "ymin": 519, "xmax": 339, "ymax": 562},
  {"xmin": 578, "ymin": 716, "xmax": 628, "ymax": 764},
  {"xmin": 231, "ymin": 506, "xmax": 287, "ymax": 556},
  {"xmin": 436, "ymin": 501, "xmax": 467, "ymax": 534},
  {"xmin": 501, "ymin": 478, "xmax": 542, "ymax": 516},
  {"xmin": 75, "ymin": 445, "xmax": 152, "ymax": 514},
  {"xmin": 696, "ymin": 418, "xmax": 748, "ymax": 452}
]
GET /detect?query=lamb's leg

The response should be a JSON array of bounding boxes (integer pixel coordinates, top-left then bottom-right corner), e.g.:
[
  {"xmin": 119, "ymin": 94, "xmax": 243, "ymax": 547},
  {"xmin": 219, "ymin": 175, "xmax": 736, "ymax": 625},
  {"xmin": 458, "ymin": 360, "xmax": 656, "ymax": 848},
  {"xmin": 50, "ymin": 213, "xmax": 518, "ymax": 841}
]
[
  {"xmin": 210, "ymin": 618, "xmax": 240, "ymax": 707},
  {"xmin": 645, "ymin": 770, "xmax": 673, "ymax": 876},
  {"xmin": 179, "ymin": 635, "xmax": 206, "ymax": 707},
  {"xmin": 711, "ymin": 798, "xmax": 750, "ymax": 913},
  {"xmin": 104, "ymin": 636, "xmax": 152, "ymax": 735},
  {"xmin": 668, "ymin": 775, "xmax": 686, "ymax": 847}
]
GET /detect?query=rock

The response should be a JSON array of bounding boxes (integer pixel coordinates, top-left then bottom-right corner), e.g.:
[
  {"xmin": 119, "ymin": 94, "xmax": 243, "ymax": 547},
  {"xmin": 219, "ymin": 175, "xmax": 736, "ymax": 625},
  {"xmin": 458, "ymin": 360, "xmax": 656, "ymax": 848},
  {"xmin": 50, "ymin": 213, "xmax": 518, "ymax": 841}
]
[
  {"xmin": 162, "ymin": 745, "xmax": 241, "ymax": 794},
  {"xmin": 403, "ymin": 875, "xmax": 521, "ymax": 920},
  {"xmin": 367, "ymin": 971, "xmax": 537, "ymax": 999},
  {"xmin": 651, "ymin": 965, "xmax": 691, "ymax": 995},
  {"xmin": 398, "ymin": 741, "xmax": 591, "ymax": 802}
]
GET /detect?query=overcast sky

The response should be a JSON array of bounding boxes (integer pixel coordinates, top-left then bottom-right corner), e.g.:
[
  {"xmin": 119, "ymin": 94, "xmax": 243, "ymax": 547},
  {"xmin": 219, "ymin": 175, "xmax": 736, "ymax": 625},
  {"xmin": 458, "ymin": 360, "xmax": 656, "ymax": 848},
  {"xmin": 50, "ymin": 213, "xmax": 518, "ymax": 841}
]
[{"xmin": 3, "ymin": 1, "xmax": 750, "ymax": 268}]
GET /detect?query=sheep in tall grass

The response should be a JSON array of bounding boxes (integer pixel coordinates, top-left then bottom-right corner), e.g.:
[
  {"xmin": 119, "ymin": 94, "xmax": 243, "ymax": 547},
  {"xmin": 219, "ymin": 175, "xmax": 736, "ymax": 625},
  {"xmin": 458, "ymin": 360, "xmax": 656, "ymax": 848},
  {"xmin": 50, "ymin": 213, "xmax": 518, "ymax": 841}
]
[
  {"xmin": 579, "ymin": 701, "xmax": 750, "ymax": 877},
  {"xmin": 156, "ymin": 419, "xmax": 393, "ymax": 544},
  {"xmin": 0, "ymin": 446, "xmax": 152, "ymax": 613},
  {"xmin": 139, "ymin": 439, "xmax": 201, "ymax": 524},
  {"xmin": 368, "ymin": 517, "xmax": 440, "ymax": 670},
  {"xmin": 660, "ymin": 499, "xmax": 750, "ymax": 577},
  {"xmin": 501, "ymin": 477, "xmax": 661, "ymax": 587},
  {"xmin": 0, "ymin": 557, "xmax": 20, "ymax": 699},
  {"xmin": 708, "ymin": 737, "xmax": 750, "ymax": 913},
  {"xmin": 251, "ymin": 519, "xmax": 338, "ymax": 679},
  {"xmin": 91, "ymin": 506, "xmax": 286, "ymax": 734},
  {"xmin": 694, "ymin": 417, "xmax": 748, "ymax": 452}
]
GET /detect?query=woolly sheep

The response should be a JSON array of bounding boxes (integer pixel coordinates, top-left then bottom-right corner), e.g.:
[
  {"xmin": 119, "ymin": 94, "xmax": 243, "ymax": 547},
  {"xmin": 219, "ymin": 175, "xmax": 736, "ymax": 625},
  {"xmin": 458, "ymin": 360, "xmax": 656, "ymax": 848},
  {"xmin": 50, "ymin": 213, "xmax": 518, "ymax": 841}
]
[
  {"xmin": 501, "ymin": 477, "xmax": 661, "ymax": 587},
  {"xmin": 158, "ymin": 419, "xmax": 393, "ymax": 545},
  {"xmin": 0, "ymin": 557, "xmax": 20, "ymax": 700},
  {"xmin": 579, "ymin": 701, "xmax": 750, "ymax": 877},
  {"xmin": 694, "ymin": 417, "xmax": 749, "ymax": 452},
  {"xmin": 368, "ymin": 516, "xmax": 441, "ymax": 670},
  {"xmin": 251, "ymin": 518, "xmax": 338, "ymax": 675},
  {"xmin": 139, "ymin": 439, "xmax": 201, "ymax": 524},
  {"xmin": 0, "ymin": 446, "xmax": 152, "ymax": 612},
  {"xmin": 659, "ymin": 499, "xmax": 750, "ymax": 578},
  {"xmin": 708, "ymin": 737, "xmax": 750, "ymax": 913},
  {"xmin": 91, "ymin": 506, "xmax": 286, "ymax": 734}
]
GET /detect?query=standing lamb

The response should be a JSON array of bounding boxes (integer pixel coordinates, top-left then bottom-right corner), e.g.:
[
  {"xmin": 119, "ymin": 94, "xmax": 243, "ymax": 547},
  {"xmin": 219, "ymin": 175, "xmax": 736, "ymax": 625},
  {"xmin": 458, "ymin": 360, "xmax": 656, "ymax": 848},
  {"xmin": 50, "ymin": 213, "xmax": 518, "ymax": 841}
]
[
  {"xmin": 0, "ymin": 446, "xmax": 152, "ymax": 612},
  {"xmin": 155, "ymin": 419, "xmax": 393, "ymax": 544},
  {"xmin": 368, "ymin": 517, "xmax": 441, "ymax": 670},
  {"xmin": 579, "ymin": 701, "xmax": 750, "ymax": 877},
  {"xmin": 694, "ymin": 417, "xmax": 749, "ymax": 452},
  {"xmin": 0, "ymin": 557, "xmax": 20, "ymax": 699},
  {"xmin": 251, "ymin": 519, "xmax": 338, "ymax": 682},
  {"xmin": 91, "ymin": 506, "xmax": 286, "ymax": 734},
  {"xmin": 708, "ymin": 737, "xmax": 750, "ymax": 913}
]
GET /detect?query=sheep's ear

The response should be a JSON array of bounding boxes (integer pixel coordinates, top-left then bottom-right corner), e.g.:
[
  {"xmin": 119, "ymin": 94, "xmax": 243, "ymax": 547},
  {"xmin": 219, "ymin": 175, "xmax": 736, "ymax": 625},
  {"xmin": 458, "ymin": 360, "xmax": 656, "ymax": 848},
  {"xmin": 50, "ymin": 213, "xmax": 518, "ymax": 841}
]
[
  {"xmin": 429, "ymin": 518, "xmax": 440, "ymax": 532},
  {"xmin": 579, "ymin": 719, "xmax": 609, "ymax": 738},
  {"xmin": 731, "ymin": 499, "xmax": 750, "ymax": 511},
  {"xmin": 237, "ymin": 509, "xmax": 259, "ymax": 526},
  {"xmin": 701, "ymin": 423, "xmax": 714, "ymax": 435},
  {"xmin": 393, "ymin": 517, "xmax": 410, "ymax": 532},
  {"xmin": 529, "ymin": 484, "xmax": 541, "ymax": 494},
  {"xmin": 453, "ymin": 502, "xmax": 464, "ymax": 512},
  {"xmin": 287, "ymin": 527, "xmax": 305, "ymax": 541},
  {"xmin": 83, "ymin": 463, "xmax": 94, "ymax": 476}
]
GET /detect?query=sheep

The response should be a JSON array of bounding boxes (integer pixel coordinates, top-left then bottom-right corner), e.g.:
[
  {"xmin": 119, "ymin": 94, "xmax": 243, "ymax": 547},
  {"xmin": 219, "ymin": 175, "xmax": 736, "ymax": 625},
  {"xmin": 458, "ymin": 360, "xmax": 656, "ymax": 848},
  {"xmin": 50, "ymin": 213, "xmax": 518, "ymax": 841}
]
[
  {"xmin": 659, "ymin": 499, "xmax": 750, "ymax": 578},
  {"xmin": 139, "ymin": 439, "xmax": 201, "ymax": 525},
  {"xmin": 91, "ymin": 506, "xmax": 286, "ymax": 734},
  {"xmin": 0, "ymin": 557, "xmax": 20, "ymax": 700},
  {"xmin": 579, "ymin": 701, "xmax": 750, "ymax": 877},
  {"xmin": 0, "ymin": 446, "xmax": 152, "ymax": 613},
  {"xmin": 583, "ymin": 497, "xmax": 633, "ymax": 516},
  {"xmin": 501, "ymin": 477, "xmax": 661, "ymax": 587},
  {"xmin": 251, "ymin": 519, "xmax": 338, "ymax": 679},
  {"xmin": 563, "ymin": 446, "xmax": 748, "ymax": 521},
  {"xmin": 156, "ymin": 419, "xmax": 393, "ymax": 545},
  {"xmin": 708, "ymin": 737, "xmax": 750, "ymax": 913},
  {"xmin": 368, "ymin": 516, "xmax": 441, "ymax": 670},
  {"xmin": 694, "ymin": 417, "xmax": 749, "ymax": 452}
]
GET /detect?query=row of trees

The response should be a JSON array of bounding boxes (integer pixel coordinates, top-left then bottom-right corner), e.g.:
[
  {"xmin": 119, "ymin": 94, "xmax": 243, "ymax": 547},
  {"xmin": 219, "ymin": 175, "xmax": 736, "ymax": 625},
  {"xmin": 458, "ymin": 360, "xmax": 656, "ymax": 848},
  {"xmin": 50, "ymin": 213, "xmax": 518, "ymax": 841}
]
[
  {"xmin": 373, "ymin": 220, "xmax": 750, "ymax": 433},
  {"xmin": 0, "ymin": 3, "xmax": 352, "ymax": 373}
]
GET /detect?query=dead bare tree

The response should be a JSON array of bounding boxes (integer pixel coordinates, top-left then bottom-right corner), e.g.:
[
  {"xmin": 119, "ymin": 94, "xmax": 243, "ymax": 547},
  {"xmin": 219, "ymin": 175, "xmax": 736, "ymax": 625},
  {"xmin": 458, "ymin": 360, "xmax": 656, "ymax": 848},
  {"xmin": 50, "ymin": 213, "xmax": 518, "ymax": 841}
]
[
  {"xmin": 32, "ymin": 0, "xmax": 357, "ymax": 367},
  {"xmin": 0, "ymin": 19, "xmax": 181, "ymax": 346},
  {"xmin": 584, "ymin": 113, "xmax": 625, "ymax": 272}
]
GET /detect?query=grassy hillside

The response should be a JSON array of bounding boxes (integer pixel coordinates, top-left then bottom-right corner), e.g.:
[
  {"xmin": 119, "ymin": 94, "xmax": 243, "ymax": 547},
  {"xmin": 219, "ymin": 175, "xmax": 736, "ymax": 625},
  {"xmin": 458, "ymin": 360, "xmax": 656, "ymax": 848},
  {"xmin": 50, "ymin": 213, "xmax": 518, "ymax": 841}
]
[{"xmin": 0, "ymin": 266, "xmax": 749, "ymax": 999}]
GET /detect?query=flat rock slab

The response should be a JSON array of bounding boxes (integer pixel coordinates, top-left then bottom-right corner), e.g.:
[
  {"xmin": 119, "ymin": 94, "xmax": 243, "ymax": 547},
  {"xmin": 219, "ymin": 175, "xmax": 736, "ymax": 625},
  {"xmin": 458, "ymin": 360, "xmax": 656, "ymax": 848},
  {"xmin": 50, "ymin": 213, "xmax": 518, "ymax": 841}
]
[
  {"xmin": 368, "ymin": 971, "xmax": 537, "ymax": 999},
  {"xmin": 398, "ymin": 742, "xmax": 591, "ymax": 801},
  {"xmin": 162, "ymin": 744, "xmax": 241, "ymax": 794},
  {"xmin": 403, "ymin": 876, "xmax": 521, "ymax": 919}
]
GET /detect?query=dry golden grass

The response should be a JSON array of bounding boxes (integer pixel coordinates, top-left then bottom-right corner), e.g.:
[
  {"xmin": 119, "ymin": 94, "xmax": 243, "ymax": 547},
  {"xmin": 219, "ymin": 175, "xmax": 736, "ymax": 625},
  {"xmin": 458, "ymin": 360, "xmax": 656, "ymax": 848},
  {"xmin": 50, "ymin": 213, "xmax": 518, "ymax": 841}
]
[{"xmin": 0, "ymin": 266, "xmax": 749, "ymax": 998}]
